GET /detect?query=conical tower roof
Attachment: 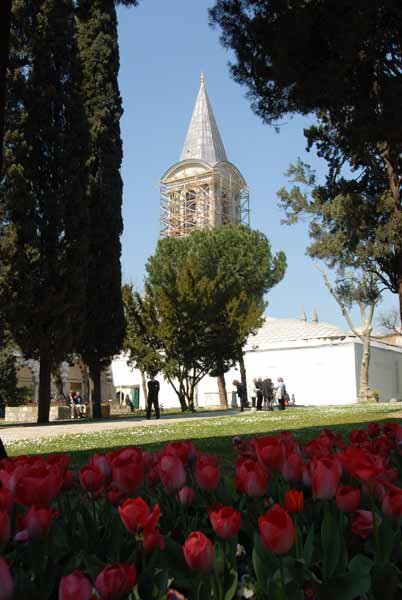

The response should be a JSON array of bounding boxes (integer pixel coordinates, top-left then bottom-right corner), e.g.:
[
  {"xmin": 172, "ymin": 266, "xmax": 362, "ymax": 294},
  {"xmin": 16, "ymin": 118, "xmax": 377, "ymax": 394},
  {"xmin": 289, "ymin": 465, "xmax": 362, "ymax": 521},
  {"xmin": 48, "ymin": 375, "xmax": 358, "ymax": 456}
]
[{"xmin": 180, "ymin": 73, "xmax": 228, "ymax": 165}]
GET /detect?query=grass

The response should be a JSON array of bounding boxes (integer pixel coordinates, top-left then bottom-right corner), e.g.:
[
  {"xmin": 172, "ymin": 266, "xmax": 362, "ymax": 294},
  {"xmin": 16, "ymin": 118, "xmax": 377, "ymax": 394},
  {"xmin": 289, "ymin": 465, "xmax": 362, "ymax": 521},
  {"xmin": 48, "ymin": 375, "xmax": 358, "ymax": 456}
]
[{"xmin": 3, "ymin": 403, "xmax": 402, "ymax": 470}]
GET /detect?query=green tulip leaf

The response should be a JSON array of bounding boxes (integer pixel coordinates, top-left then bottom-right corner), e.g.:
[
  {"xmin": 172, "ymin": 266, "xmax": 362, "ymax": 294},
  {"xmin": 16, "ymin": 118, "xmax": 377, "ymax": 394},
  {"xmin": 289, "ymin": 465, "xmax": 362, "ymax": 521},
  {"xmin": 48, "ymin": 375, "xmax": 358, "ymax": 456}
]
[{"xmin": 223, "ymin": 568, "xmax": 238, "ymax": 600}]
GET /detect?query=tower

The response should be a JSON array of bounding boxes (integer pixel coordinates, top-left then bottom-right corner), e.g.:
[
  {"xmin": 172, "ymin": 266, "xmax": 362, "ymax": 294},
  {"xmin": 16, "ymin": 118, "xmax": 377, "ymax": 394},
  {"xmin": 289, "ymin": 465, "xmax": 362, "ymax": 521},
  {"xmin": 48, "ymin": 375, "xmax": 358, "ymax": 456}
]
[{"xmin": 160, "ymin": 73, "xmax": 249, "ymax": 237}]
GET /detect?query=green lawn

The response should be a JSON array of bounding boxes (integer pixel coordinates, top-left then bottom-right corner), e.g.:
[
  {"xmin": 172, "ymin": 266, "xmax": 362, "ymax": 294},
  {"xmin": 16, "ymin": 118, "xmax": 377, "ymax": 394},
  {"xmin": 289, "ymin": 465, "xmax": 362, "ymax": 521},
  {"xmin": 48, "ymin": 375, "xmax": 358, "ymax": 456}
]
[{"xmin": 4, "ymin": 403, "xmax": 402, "ymax": 470}]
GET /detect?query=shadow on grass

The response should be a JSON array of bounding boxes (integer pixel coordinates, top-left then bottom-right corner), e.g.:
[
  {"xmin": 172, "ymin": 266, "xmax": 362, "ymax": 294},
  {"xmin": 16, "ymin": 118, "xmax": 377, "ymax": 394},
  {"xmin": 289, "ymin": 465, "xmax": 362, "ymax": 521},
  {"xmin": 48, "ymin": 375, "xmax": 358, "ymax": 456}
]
[{"xmin": 62, "ymin": 413, "xmax": 402, "ymax": 470}]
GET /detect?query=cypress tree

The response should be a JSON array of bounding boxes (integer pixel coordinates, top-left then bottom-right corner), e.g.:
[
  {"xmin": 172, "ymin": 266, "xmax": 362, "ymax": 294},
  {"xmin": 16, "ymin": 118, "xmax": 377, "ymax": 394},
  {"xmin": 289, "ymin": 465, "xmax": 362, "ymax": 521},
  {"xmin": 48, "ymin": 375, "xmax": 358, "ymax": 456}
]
[
  {"xmin": 76, "ymin": 0, "xmax": 125, "ymax": 418},
  {"xmin": 0, "ymin": 0, "xmax": 89, "ymax": 423}
]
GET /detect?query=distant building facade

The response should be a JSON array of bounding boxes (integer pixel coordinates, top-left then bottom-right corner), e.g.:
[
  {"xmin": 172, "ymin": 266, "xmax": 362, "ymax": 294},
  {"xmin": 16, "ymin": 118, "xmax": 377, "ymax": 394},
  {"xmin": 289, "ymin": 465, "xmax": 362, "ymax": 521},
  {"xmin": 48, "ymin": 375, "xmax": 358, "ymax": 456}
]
[{"xmin": 112, "ymin": 316, "xmax": 402, "ymax": 409}]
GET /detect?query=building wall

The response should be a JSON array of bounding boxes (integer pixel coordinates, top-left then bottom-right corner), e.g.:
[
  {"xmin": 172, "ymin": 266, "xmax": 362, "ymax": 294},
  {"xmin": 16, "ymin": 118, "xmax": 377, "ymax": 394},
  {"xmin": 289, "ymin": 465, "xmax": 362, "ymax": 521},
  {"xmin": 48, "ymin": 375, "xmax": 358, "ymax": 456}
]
[
  {"xmin": 240, "ymin": 342, "xmax": 358, "ymax": 406},
  {"xmin": 111, "ymin": 342, "xmax": 360, "ymax": 409},
  {"xmin": 354, "ymin": 342, "xmax": 402, "ymax": 401}
]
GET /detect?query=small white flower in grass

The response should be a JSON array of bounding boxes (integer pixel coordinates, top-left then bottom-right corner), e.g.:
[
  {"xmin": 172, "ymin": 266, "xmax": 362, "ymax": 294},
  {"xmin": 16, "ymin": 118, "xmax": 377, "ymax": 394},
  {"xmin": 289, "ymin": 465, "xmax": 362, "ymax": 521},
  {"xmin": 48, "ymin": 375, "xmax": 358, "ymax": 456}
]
[{"xmin": 237, "ymin": 575, "xmax": 255, "ymax": 598}]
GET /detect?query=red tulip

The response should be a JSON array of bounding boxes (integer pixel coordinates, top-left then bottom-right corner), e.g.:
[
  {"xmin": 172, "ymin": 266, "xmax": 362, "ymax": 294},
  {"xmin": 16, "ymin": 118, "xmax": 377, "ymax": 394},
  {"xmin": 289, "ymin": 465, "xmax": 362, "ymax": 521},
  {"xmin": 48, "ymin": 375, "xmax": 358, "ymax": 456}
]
[
  {"xmin": 236, "ymin": 459, "xmax": 268, "ymax": 497},
  {"xmin": 0, "ymin": 557, "xmax": 13, "ymax": 600},
  {"xmin": 58, "ymin": 570, "xmax": 93, "ymax": 600},
  {"xmin": 164, "ymin": 441, "xmax": 195, "ymax": 465},
  {"xmin": 16, "ymin": 506, "xmax": 53, "ymax": 541},
  {"xmin": 351, "ymin": 510, "xmax": 376, "ymax": 539},
  {"xmin": 283, "ymin": 489, "xmax": 304, "ymax": 513},
  {"xmin": 167, "ymin": 590, "xmax": 187, "ymax": 600},
  {"xmin": 79, "ymin": 466, "xmax": 104, "ymax": 497},
  {"xmin": 349, "ymin": 429, "xmax": 367, "ymax": 445},
  {"xmin": 62, "ymin": 470, "xmax": 74, "ymax": 491},
  {"xmin": 183, "ymin": 531, "xmax": 214, "ymax": 573},
  {"xmin": 302, "ymin": 463, "xmax": 311, "ymax": 487},
  {"xmin": 107, "ymin": 484, "xmax": 127, "ymax": 507},
  {"xmin": 0, "ymin": 488, "xmax": 13, "ymax": 512},
  {"xmin": 118, "ymin": 497, "xmax": 160, "ymax": 535},
  {"xmin": 95, "ymin": 564, "xmax": 136, "ymax": 600},
  {"xmin": 143, "ymin": 529, "xmax": 165, "ymax": 553},
  {"xmin": 255, "ymin": 436, "xmax": 285, "ymax": 472},
  {"xmin": 311, "ymin": 457, "xmax": 342, "ymax": 500},
  {"xmin": 368, "ymin": 423, "xmax": 381, "ymax": 438},
  {"xmin": 282, "ymin": 453, "xmax": 303, "ymax": 483},
  {"xmin": 382, "ymin": 487, "xmax": 402, "ymax": 518},
  {"xmin": 90, "ymin": 454, "xmax": 112, "ymax": 481},
  {"xmin": 159, "ymin": 455, "xmax": 186, "ymax": 493},
  {"xmin": 208, "ymin": 505, "xmax": 241, "ymax": 539},
  {"xmin": 111, "ymin": 456, "xmax": 144, "ymax": 495},
  {"xmin": 178, "ymin": 486, "xmax": 195, "ymax": 506},
  {"xmin": 0, "ymin": 510, "xmax": 10, "ymax": 547},
  {"xmin": 47, "ymin": 454, "xmax": 70, "ymax": 476},
  {"xmin": 15, "ymin": 464, "xmax": 62, "ymax": 506},
  {"xmin": 28, "ymin": 505, "xmax": 53, "ymax": 538},
  {"xmin": 258, "ymin": 504, "xmax": 295, "ymax": 554},
  {"xmin": 195, "ymin": 455, "xmax": 220, "ymax": 492},
  {"xmin": 339, "ymin": 447, "xmax": 384, "ymax": 482},
  {"xmin": 336, "ymin": 485, "xmax": 360, "ymax": 513}
]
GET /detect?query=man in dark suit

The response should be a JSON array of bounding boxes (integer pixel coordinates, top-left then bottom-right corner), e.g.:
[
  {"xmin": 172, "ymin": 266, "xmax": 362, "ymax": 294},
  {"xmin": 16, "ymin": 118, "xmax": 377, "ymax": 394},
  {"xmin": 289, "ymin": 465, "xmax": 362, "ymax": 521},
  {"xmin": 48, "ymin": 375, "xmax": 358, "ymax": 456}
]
[{"xmin": 147, "ymin": 374, "xmax": 160, "ymax": 419}]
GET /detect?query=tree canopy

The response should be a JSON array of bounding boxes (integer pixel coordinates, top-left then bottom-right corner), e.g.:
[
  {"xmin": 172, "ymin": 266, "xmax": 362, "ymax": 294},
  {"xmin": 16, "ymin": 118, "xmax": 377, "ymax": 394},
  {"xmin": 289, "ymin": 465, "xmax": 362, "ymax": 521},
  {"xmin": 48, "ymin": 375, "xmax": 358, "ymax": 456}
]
[
  {"xmin": 0, "ymin": 0, "xmax": 89, "ymax": 422},
  {"xmin": 76, "ymin": 0, "xmax": 126, "ymax": 418},
  {"xmin": 210, "ymin": 0, "xmax": 402, "ymax": 317},
  {"xmin": 125, "ymin": 226, "xmax": 286, "ymax": 411}
]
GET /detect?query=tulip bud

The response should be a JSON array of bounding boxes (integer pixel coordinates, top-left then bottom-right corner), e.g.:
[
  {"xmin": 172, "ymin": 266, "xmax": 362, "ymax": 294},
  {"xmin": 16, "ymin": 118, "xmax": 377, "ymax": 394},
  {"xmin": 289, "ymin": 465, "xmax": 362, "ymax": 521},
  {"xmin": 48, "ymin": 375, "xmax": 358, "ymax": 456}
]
[
  {"xmin": 0, "ymin": 557, "xmax": 13, "ymax": 600},
  {"xmin": 95, "ymin": 564, "xmax": 136, "ymax": 600},
  {"xmin": 258, "ymin": 504, "xmax": 295, "ymax": 554},
  {"xmin": 183, "ymin": 531, "xmax": 214, "ymax": 573},
  {"xmin": 0, "ymin": 510, "xmax": 10, "ymax": 548},
  {"xmin": 59, "ymin": 570, "xmax": 93, "ymax": 600}
]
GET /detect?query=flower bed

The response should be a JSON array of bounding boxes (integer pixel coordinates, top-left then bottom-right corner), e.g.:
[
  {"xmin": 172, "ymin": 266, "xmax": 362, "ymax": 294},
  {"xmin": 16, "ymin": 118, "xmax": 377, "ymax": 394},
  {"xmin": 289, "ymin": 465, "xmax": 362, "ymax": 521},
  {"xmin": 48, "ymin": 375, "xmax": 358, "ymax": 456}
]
[{"xmin": 1, "ymin": 422, "xmax": 402, "ymax": 599}]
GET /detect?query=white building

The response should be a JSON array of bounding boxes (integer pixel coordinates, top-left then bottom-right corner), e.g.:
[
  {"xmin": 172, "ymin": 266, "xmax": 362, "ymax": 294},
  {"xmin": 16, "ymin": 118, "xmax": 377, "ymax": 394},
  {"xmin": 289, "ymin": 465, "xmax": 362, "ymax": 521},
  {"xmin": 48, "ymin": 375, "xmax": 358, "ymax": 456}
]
[{"xmin": 111, "ymin": 316, "xmax": 402, "ymax": 409}]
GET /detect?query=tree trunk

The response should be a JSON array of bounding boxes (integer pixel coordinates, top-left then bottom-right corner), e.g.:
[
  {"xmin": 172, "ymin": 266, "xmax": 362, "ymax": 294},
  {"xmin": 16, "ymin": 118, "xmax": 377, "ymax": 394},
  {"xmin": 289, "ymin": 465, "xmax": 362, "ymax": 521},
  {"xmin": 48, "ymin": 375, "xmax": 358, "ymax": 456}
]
[
  {"xmin": 140, "ymin": 371, "xmax": 147, "ymax": 407},
  {"xmin": 52, "ymin": 364, "xmax": 65, "ymax": 401},
  {"xmin": 37, "ymin": 347, "xmax": 52, "ymax": 423},
  {"xmin": 188, "ymin": 385, "xmax": 195, "ymax": 412},
  {"xmin": 217, "ymin": 374, "xmax": 228, "ymax": 408},
  {"xmin": 398, "ymin": 281, "xmax": 402, "ymax": 330},
  {"xmin": 178, "ymin": 381, "xmax": 188, "ymax": 411},
  {"xmin": 0, "ymin": 438, "xmax": 7, "ymax": 458},
  {"xmin": 238, "ymin": 348, "xmax": 248, "ymax": 405},
  {"xmin": 358, "ymin": 332, "xmax": 371, "ymax": 402},
  {"xmin": 0, "ymin": 0, "xmax": 11, "ymax": 177},
  {"xmin": 90, "ymin": 362, "xmax": 102, "ymax": 419}
]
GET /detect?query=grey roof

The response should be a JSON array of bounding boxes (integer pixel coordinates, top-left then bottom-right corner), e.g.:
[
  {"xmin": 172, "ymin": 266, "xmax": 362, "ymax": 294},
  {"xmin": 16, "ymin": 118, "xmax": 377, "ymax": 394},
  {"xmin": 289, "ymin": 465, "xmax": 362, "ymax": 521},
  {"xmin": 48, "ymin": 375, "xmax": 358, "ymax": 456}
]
[
  {"xmin": 180, "ymin": 73, "xmax": 228, "ymax": 165},
  {"xmin": 246, "ymin": 317, "xmax": 347, "ymax": 351}
]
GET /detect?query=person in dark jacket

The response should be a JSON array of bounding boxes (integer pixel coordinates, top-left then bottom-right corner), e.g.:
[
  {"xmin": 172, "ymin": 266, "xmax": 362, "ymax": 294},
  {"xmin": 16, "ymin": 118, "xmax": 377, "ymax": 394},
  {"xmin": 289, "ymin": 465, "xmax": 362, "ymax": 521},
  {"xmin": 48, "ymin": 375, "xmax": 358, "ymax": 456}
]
[
  {"xmin": 233, "ymin": 379, "xmax": 246, "ymax": 412},
  {"xmin": 253, "ymin": 377, "xmax": 264, "ymax": 410},
  {"xmin": 147, "ymin": 375, "xmax": 160, "ymax": 419},
  {"xmin": 261, "ymin": 378, "xmax": 273, "ymax": 410}
]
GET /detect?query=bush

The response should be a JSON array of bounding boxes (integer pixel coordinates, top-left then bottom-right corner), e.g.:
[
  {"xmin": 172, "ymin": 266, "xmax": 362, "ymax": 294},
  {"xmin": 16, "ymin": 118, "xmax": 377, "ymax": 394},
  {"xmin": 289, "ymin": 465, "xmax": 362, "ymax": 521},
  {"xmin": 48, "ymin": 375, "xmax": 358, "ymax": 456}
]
[{"xmin": 1, "ymin": 422, "xmax": 402, "ymax": 598}]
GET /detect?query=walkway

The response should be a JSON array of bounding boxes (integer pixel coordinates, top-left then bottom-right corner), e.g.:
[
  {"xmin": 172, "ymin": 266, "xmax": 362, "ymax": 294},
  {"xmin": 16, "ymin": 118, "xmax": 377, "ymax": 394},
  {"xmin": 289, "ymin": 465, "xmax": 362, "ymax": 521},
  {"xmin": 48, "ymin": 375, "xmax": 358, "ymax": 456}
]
[{"xmin": 0, "ymin": 409, "xmax": 239, "ymax": 444}]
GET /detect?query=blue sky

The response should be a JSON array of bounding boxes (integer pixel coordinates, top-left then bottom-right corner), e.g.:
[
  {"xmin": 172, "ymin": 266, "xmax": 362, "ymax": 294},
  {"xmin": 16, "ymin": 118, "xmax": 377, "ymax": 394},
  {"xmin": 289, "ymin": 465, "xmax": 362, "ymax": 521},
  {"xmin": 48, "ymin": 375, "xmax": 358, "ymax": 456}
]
[{"xmin": 116, "ymin": 0, "xmax": 395, "ymax": 330}]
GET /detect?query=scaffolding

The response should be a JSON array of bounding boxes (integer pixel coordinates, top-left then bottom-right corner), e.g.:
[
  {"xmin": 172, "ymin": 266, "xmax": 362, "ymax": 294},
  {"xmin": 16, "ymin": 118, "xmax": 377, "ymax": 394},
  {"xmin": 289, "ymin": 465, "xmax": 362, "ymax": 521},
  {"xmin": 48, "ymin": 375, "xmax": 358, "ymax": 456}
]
[{"xmin": 160, "ymin": 165, "xmax": 250, "ymax": 238}]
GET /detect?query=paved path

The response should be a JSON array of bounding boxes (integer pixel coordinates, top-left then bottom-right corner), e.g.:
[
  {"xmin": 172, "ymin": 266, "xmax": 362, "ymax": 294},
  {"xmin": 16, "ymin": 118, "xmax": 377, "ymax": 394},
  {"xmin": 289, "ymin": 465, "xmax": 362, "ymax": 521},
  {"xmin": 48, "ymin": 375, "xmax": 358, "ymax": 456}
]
[{"xmin": 0, "ymin": 409, "xmax": 240, "ymax": 443}]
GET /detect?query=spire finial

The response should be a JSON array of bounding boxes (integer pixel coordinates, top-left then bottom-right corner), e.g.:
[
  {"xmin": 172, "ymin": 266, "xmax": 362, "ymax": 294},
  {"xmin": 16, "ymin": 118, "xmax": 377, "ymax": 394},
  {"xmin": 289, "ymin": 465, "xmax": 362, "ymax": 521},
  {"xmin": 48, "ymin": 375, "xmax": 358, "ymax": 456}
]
[{"xmin": 200, "ymin": 72, "xmax": 205, "ymax": 85}]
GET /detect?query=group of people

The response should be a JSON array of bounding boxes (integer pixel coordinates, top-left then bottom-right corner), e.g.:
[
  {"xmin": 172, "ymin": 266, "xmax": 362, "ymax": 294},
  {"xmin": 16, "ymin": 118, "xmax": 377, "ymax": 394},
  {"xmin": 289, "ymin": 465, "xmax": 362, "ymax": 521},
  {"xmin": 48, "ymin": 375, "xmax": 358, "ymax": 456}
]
[
  {"xmin": 233, "ymin": 377, "xmax": 291, "ymax": 412},
  {"xmin": 67, "ymin": 390, "xmax": 87, "ymax": 418}
]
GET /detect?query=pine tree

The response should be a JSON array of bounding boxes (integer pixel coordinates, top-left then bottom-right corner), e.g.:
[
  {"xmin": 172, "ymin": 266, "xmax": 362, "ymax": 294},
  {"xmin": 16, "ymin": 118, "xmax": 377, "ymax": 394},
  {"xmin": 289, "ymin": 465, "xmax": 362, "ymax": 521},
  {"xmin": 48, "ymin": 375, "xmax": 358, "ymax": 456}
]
[
  {"xmin": 76, "ymin": 0, "xmax": 125, "ymax": 418},
  {"xmin": 0, "ymin": 0, "xmax": 89, "ymax": 423}
]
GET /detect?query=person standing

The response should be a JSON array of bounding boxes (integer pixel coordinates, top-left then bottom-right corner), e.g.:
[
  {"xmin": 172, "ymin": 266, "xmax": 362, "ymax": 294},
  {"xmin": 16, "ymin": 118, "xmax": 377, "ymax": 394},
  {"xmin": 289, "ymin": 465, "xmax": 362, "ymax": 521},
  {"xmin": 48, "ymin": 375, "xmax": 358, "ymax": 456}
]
[
  {"xmin": 253, "ymin": 377, "xmax": 264, "ymax": 411},
  {"xmin": 275, "ymin": 377, "xmax": 286, "ymax": 411},
  {"xmin": 262, "ymin": 377, "xmax": 274, "ymax": 411},
  {"xmin": 233, "ymin": 379, "xmax": 246, "ymax": 412},
  {"xmin": 147, "ymin": 375, "xmax": 160, "ymax": 420}
]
